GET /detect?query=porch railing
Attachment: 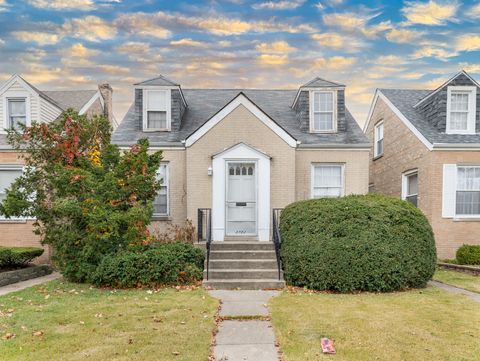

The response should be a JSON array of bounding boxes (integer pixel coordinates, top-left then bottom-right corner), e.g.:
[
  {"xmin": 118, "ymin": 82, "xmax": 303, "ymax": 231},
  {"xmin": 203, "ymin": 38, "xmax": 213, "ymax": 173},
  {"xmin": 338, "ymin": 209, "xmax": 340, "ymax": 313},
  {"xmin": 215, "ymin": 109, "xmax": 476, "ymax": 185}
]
[
  {"xmin": 272, "ymin": 208, "xmax": 283, "ymax": 281},
  {"xmin": 197, "ymin": 208, "xmax": 212, "ymax": 280}
]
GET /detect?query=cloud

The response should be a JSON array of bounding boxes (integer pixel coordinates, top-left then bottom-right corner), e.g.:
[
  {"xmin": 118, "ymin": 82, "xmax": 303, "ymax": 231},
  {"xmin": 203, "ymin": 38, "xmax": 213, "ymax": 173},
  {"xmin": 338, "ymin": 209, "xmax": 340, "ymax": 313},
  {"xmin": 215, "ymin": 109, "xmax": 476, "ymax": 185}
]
[
  {"xmin": 468, "ymin": 3, "xmax": 480, "ymax": 19},
  {"xmin": 170, "ymin": 38, "xmax": 206, "ymax": 47},
  {"xmin": 256, "ymin": 40, "xmax": 295, "ymax": 53},
  {"xmin": 114, "ymin": 41, "xmax": 162, "ymax": 64},
  {"xmin": 411, "ymin": 46, "xmax": 457, "ymax": 60},
  {"xmin": 311, "ymin": 32, "xmax": 365, "ymax": 51},
  {"xmin": 374, "ymin": 55, "xmax": 409, "ymax": 66},
  {"xmin": 322, "ymin": 12, "xmax": 391, "ymax": 38},
  {"xmin": 98, "ymin": 64, "xmax": 130, "ymax": 74},
  {"xmin": 459, "ymin": 63, "xmax": 480, "ymax": 74},
  {"xmin": 12, "ymin": 31, "xmax": 61, "ymax": 45},
  {"xmin": 115, "ymin": 13, "xmax": 171, "ymax": 39},
  {"xmin": 257, "ymin": 54, "xmax": 289, "ymax": 65},
  {"xmin": 401, "ymin": 72, "xmax": 424, "ymax": 80},
  {"xmin": 59, "ymin": 43, "xmax": 98, "ymax": 67},
  {"xmin": 63, "ymin": 16, "xmax": 117, "ymax": 41},
  {"xmin": 313, "ymin": 56, "xmax": 356, "ymax": 70},
  {"xmin": 27, "ymin": 0, "xmax": 95, "ymax": 10},
  {"xmin": 385, "ymin": 28, "xmax": 421, "ymax": 43},
  {"xmin": 67, "ymin": 43, "xmax": 99, "ymax": 57},
  {"xmin": 252, "ymin": 0, "xmax": 305, "ymax": 10},
  {"xmin": 401, "ymin": 0, "xmax": 458, "ymax": 25},
  {"xmin": 455, "ymin": 34, "xmax": 480, "ymax": 52}
]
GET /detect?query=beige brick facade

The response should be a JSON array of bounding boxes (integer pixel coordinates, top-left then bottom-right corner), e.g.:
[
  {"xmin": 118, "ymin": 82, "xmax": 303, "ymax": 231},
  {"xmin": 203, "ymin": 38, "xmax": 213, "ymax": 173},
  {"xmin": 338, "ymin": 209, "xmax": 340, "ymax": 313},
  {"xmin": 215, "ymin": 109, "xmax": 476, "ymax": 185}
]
[{"xmin": 366, "ymin": 97, "xmax": 480, "ymax": 258}]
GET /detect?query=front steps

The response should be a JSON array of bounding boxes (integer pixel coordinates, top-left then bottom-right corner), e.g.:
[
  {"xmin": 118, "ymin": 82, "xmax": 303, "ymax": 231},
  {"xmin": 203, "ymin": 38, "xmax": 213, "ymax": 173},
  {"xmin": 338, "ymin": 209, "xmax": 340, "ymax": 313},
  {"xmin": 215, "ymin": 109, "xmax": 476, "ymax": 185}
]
[{"xmin": 203, "ymin": 241, "xmax": 285, "ymax": 290}]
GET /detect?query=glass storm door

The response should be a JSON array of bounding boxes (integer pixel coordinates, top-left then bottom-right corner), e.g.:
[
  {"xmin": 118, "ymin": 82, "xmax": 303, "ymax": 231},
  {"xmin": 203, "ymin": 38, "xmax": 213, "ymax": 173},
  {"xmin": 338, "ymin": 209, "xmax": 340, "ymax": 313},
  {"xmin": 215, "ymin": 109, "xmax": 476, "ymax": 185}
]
[{"xmin": 226, "ymin": 162, "xmax": 257, "ymax": 236}]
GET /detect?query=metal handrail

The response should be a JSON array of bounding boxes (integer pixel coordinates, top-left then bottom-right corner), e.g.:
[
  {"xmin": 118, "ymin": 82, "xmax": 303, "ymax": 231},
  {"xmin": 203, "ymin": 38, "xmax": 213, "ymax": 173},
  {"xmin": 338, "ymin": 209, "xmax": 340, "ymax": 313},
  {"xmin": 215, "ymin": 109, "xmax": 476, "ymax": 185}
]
[
  {"xmin": 197, "ymin": 208, "xmax": 212, "ymax": 280},
  {"xmin": 272, "ymin": 208, "xmax": 283, "ymax": 280}
]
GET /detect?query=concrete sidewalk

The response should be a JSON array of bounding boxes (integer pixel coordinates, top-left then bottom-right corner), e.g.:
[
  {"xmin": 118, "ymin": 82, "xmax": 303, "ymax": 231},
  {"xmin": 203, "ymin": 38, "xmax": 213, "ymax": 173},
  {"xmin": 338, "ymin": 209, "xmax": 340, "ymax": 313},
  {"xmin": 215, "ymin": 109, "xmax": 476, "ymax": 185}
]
[
  {"xmin": 429, "ymin": 280, "xmax": 480, "ymax": 302},
  {"xmin": 0, "ymin": 272, "xmax": 61, "ymax": 296},
  {"xmin": 208, "ymin": 290, "xmax": 281, "ymax": 361}
]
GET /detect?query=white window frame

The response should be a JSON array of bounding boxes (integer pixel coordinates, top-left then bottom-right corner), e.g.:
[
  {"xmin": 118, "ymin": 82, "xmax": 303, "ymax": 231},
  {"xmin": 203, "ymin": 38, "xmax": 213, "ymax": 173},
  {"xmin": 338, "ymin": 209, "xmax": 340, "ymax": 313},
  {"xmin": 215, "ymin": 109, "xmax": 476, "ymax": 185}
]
[
  {"xmin": 446, "ymin": 86, "xmax": 477, "ymax": 135},
  {"xmin": 309, "ymin": 90, "xmax": 337, "ymax": 133},
  {"xmin": 0, "ymin": 165, "xmax": 27, "ymax": 221},
  {"xmin": 153, "ymin": 163, "xmax": 169, "ymax": 217},
  {"xmin": 142, "ymin": 89, "xmax": 171, "ymax": 131},
  {"xmin": 3, "ymin": 94, "xmax": 31, "ymax": 131},
  {"xmin": 374, "ymin": 120, "xmax": 384, "ymax": 158},
  {"xmin": 310, "ymin": 163, "xmax": 345, "ymax": 199},
  {"xmin": 401, "ymin": 169, "xmax": 418, "ymax": 206},
  {"xmin": 454, "ymin": 165, "xmax": 480, "ymax": 219}
]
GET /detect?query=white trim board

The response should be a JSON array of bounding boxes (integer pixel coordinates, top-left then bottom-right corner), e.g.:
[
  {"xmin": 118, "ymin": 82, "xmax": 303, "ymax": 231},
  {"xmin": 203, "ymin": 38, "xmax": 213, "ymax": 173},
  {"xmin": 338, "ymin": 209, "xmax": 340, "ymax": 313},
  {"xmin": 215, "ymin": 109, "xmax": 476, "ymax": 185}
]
[
  {"xmin": 185, "ymin": 92, "xmax": 297, "ymax": 148},
  {"xmin": 364, "ymin": 90, "xmax": 433, "ymax": 151},
  {"xmin": 78, "ymin": 90, "xmax": 101, "ymax": 115}
]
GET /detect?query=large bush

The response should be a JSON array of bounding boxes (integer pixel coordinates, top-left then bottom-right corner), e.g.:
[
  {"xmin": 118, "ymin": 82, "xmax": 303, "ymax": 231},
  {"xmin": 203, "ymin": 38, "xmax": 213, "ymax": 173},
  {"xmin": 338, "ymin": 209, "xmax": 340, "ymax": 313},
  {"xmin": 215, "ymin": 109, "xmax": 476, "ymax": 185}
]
[
  {"xmin": 0, "ymin": 247, "xmax": 44, "ymax": 267},
  {"xmin": 0, "ymin": 111, "xmax": 162, "ymax": 282},
  {"xmin": 456, "ymin": 245, "xmax": 480, "ymax": 265},
  {"xmin": 280, "ymin": 194, "xmax": 436, "ymax": 293},
  {"xmin": 92, "ymin": 242, "xmax": 204, "ymax": 288}
]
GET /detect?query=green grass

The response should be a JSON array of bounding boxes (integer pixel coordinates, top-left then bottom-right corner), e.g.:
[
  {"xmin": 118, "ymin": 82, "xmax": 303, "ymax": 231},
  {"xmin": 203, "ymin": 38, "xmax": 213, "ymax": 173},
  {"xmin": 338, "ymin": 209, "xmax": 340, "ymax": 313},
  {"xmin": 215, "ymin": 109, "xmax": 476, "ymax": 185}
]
[
  {"xmin": 0, "ymin": 280, "xmax": 218, "ymax": 361},
  {"xmin": 433, "ymin": 269, "xmax": 480, "ymax": 293},
  {"xmin": 270, "ymin": 287, "xmax": 480, "ymax": 361}
]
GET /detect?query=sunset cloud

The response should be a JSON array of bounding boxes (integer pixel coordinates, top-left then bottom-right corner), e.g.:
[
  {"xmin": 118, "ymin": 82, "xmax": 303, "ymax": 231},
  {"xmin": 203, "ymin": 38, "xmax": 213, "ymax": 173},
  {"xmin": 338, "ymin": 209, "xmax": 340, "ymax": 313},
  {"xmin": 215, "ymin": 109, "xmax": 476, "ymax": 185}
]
[
  {"xmin": 455, "ymin": 34, "xmax": 480, "ymax": 52},
  {"xmin": 311, "ymin": 32, "xmax": 365, "ymax": 51},
  {"xmin": 411, "ymin": 46, "xmax": 457, "ymax": 60},
  {"xmin": 401, "ymin": 0, "xmax": 458, "ymax": 25},
  {"xmin": 252, "ymin": 0, "xmax": 305, "ymax": 10},
  {"xmin": 63, "ymin": 16, "xmax": 117, "ymax": 41},
  {"xmin": 115, "ymin": 13, "xmax": 171, "ymax": 39},
  {"xmin": 27, "ymin": 0, "xmax": 95, "ymax": 10},
  {"xmin": 170, "ymin": 38, "xmax": 206, "ymax": 47},
  {"xmin": 385, "ymin": 28, "xmax": 421, "ymax": 43},
  {"xmin": 257, "ymin": 54, "xmax": 289, "ymax": 65},
  {"xmin": 256, "ymin": 41, "xmax": 295, "ymax": 53},
  {"xmin": 12, "ymin": 31, "xmax": 61, "ymax": 45}
]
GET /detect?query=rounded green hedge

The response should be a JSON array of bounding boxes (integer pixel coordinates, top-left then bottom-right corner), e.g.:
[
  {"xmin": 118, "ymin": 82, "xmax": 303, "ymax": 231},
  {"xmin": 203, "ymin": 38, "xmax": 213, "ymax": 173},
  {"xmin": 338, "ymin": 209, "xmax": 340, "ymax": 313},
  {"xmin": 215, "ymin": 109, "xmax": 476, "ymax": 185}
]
[
  {"xmin": 456, "ymin": 245, "xmax": 480, "ymax": 265},
  {"xmin": 280, "ymin": 194, "xmax": 436, "ymax": 293},
  {"xmin": 92, "ymin": 242, "xmax": 204, "ymax": 288}
]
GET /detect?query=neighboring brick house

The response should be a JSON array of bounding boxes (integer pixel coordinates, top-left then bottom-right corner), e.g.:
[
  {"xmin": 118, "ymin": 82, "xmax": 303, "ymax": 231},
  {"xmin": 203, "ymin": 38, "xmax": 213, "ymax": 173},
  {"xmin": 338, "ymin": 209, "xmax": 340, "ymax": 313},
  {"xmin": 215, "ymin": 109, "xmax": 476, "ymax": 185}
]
[
  {"xmin": 112, "ymin": 75, "xmax": 370, "ymax": 242},
  {"xmin": 0, "ymin": 74, "xmax": 114, "ymax": 262},
  {"xmin": 364, "ymin": 70, "xmax": 480, "ymax": 258}
]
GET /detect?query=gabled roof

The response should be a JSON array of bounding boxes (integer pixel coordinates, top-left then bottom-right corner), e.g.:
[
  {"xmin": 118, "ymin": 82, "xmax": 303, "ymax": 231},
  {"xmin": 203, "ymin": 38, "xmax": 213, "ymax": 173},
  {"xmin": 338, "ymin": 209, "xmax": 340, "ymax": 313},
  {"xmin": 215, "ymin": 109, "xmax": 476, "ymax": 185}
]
[
  {"xmin": 211, "ymin": 142, "xmax": 272, "ymax": 159},
  {"xmin": 43, "ymin": 90, "xmax": 98, "ymax": 112},
  {"xmin": 414, "ymin": 70, "xmax": 480, "ymax": 108},
  {"xmin": 301, "ymin": 77, "xmax": 345, "ymax": 88},
  {"xmin": 134, "ymin": 74, "xmax": 179, "ymax": 87}
]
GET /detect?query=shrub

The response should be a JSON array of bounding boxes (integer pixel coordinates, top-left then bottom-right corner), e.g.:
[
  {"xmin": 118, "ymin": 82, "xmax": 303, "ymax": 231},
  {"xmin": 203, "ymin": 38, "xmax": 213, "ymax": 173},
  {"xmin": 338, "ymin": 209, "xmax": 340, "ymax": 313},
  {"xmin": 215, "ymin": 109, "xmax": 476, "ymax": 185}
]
[
  {"xmin": 0, "ymin": 247, "xmax": 44, "ymax": 268},
  {"xmin": 280, "ymin": 194, "xmax": 436, "ymax": 293},
  {"xmin": 92, "ymin": 242, "xmax": 204, "ymax": 288},
  {"xmin": 456, "ymin": 245, "xmax": 480, "ymax": 265}
]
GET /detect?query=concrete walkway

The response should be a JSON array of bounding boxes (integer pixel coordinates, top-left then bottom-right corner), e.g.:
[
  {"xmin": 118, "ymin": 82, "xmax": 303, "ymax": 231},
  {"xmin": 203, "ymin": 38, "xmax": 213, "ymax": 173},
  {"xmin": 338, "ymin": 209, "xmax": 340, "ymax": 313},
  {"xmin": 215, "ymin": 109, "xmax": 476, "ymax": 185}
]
[
  {"xmin": 429, "ymin": 280, "xmax": 480, "ymax": 302},
  {"xmin": 0, "ymin": 272, "xmax": 61, "ymax": 296},
  {"xmin": 209, "ymin": 290, "xmax": 281, "ymax": 361}
]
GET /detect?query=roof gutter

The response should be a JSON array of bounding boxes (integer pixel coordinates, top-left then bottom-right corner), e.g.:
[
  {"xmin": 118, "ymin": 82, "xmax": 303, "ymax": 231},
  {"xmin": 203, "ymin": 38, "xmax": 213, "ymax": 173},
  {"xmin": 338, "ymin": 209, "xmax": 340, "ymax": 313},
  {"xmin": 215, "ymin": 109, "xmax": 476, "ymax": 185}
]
[
  {"xmin": 432, "ymin": 143, "xmax": 480, "ymax": 150},
  {"xmin": 297, "ymin": 143, "xmax": 371, "ymax": 149}
]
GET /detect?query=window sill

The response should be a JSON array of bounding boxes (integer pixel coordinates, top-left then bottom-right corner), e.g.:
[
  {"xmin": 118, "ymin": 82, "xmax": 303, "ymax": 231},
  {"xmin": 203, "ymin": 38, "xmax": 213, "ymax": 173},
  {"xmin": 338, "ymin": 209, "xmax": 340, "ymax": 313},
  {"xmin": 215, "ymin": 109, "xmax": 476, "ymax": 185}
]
[
  {"xmin": 142, "ymin": 129, "xmax": 171, "ymax": 133},
  {"xmin": 152, "ymin": 215, "xmax": 171, "ymax": 221},
  {"xmin": 373, "ymin": 154, "xmax": 383, "ymax": 161},
  {"xmin": 453, "ymin": 217, "xmax": 480, "ymax": 222},
  {"xmin": 0, "ymin": 218, "xmax": 28, "ymax": 224},
  {"xmin": 309, "ymin": 130, "xmax": 337, "ymax": 134}
]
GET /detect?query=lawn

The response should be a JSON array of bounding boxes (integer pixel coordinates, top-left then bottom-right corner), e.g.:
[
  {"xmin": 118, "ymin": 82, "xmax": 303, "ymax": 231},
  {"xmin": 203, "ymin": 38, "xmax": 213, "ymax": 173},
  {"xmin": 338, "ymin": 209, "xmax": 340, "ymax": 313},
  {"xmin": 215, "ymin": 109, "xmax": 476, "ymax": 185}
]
[
  {"xmin": 433, "ymin": 269, "xmax": 480, "ymax": 293},
  {"xmin": 0, "ymin": 280, "xmax": 218, "ymax": 361},
  {"xmin": 269, "ymin": 287, "xmax": 480, "ymax": 361}
]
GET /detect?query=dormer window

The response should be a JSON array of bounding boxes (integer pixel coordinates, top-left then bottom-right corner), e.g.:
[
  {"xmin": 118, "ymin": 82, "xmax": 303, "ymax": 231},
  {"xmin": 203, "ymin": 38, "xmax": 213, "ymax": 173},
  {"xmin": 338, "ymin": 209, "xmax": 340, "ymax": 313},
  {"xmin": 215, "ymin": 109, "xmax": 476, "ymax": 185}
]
[
  {"xmin": 446, "ymin": 86, "xmax": 476, "ymax": 134},
  {"xmin": 143, "ymin": 89, "xmax": 171, "ymax": 131},
  {"xmin": 7, "ymin": 98, "xmax": 27, "ymax": 131},
  {"xmin": 310, "ymin": 91, "xmax": 336, "ymax": 132}
]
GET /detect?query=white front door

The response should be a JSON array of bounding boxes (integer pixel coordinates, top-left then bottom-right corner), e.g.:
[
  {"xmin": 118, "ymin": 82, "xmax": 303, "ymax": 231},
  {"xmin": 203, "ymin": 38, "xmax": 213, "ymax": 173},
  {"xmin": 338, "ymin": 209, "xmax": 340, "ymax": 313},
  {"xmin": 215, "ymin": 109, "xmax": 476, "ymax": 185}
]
[{"xmin": 226, "ymin": 162, "xmax": 257, "ymax": 236}]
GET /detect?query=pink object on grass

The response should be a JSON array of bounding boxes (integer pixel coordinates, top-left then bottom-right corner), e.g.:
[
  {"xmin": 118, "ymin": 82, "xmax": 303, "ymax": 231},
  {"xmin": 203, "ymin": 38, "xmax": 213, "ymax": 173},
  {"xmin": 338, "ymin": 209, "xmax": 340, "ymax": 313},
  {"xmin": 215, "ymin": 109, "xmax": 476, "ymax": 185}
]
[{"xmin": 321, "ymin": 337, "xmax": 336, "ymax": 354}]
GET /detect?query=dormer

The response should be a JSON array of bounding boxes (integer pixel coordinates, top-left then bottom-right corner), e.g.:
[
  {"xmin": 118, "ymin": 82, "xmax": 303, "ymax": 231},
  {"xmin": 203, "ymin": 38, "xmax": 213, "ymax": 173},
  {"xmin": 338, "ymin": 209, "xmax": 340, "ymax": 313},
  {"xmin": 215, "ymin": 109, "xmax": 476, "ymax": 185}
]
[
  {"xmin": 414, "ymin": 70, "xmax": 479, "ymax": 135},
  {"xmin": 292, "ymin": 77, "xmax": 346, "ymax": 133},
  {"xmin": 134, "ymin": 75, "xmax": 187, "ymax": 132}
]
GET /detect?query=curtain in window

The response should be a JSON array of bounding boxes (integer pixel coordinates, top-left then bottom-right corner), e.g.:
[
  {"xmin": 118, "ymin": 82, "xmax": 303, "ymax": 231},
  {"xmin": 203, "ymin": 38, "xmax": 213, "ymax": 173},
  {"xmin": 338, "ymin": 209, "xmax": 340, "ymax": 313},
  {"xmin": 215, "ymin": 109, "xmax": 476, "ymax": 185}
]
[
  {"xmin": 0, "ymin": 169, "xmax": 22, "ymax": 203},
  {"xmin": 153, "ymin": 165, "xmax": 168, "ymax": 215},
  {"xmin": 8, "ymin": 99, "xmax": 26, "ymax": 130},
  {"xmin": 147, "ymin": 111, "xmax": 167, "ymax": 129},
  {"xmin": 450, "ymin": 93, "xmax": 469, "ymax": 130},
  {"xmin": 456, "ymin": 167, "xmax": 480, "ymax": 215},
  {"xmin": 313, "ymin": 165, "xmax": 342, "ymax": 198}
]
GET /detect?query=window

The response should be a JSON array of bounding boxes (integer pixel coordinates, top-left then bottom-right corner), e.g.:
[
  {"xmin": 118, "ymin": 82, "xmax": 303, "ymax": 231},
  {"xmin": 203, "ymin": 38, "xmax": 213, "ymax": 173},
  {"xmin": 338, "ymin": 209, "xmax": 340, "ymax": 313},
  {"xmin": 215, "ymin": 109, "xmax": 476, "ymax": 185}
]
[
  {"xmin": 7, "ymin": 99, "xmax": 26, "ymax": 131},
  {"xmin": 143, "ymin": 90, "xmax": 170, "ymax": 131},
  {"xmin": 0, "ymin": 166, "xmax": 23, "ymax": 219},
  {"xmin": 153, "ymin": 164, "xmax": 169, "ymax": 216},
  {"xmin": 446, "ymin": 86, "xmax": 476, "ymax": 134},
  {"xmin": 456, "ymin": 166, "xmax": 480, "ymax": 216},
  {"xmin": 374, "ymin": 121, "xmax": 384, "ymax": 157},
  {"xmin": 311, "ymin": 91, "xmax": 335, "ymax": 132},
  {"xmin": 402, "ymin": 171, "xmax": 418, "ymax": 207},
  {"xmin": 311, "ymin": 164, "xmax": 344, "ymax": 198}
]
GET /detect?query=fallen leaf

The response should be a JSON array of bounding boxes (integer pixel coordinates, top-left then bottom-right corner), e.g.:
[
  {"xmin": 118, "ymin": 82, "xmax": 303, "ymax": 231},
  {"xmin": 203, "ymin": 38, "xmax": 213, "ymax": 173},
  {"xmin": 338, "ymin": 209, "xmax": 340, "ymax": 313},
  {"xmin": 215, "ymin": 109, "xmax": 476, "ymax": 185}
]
[
  {"xmin": 32, "ymin": 331, "xmax": 44, "ymax": 337},
  {"xmin": 79, "ymin": 321, "xmax": 85, "ymax": 325},
  {"xmin": 172, "ymin": 351, "xmax": 180, "ymax": 356},
  {"xmin": 2, "ymin": 332, "xmax": 15, "ymax": 340}
]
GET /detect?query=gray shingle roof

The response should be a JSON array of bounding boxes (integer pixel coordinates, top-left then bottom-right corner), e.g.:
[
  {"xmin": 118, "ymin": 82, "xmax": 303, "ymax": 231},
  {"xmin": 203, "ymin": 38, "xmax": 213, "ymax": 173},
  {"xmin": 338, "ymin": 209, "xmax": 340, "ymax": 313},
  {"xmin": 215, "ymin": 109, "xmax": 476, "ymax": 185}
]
[
  {"xmin": 43, "ymin": 90, "xmax": 98, "ymax": 111},
  {"xmin": 112, "ymin": 89, "xmax": 368, "ymax": 147},
  {"xmin": 380, "ymin": 88, "xmax": 480, "ymax": 145},
  {"xmin": 302, "ymin": 77, "xmax": 345, "ymax": 88},
  {"xmin": 134, "ymin": 75, "xmax": 179, "ymax": 87}
]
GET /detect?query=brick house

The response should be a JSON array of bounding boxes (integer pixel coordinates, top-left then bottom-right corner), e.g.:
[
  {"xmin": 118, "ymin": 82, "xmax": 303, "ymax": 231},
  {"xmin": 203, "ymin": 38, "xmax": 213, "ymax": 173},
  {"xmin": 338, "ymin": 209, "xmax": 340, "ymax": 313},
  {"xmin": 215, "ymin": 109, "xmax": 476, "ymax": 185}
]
[
  {"xmin": 0, "ymin": 74, "xmax": 114, "ymax": 262},
  {"xmin": 364, "ymin": 70, "xmax": 480, "ymax": 259},
  {"xmin": 112, "ymin": 75, "xmax": 370, "ymax": 288}
]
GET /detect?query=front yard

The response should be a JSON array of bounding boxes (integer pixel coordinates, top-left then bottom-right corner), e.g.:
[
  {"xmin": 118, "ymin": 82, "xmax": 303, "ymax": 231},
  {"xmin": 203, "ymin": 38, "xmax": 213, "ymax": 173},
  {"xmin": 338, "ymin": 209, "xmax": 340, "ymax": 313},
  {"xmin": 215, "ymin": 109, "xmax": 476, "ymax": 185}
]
[
  {"xmin": 0, "ymin": 280, "xmax": 218, "ymax": 361},
  {"xmin": 433, "ymin": 269, "xmax": 480, "ymax": 293},
  {"xmin": 270, "ymin": 286, "xmax": 480, "ymax": 361}
]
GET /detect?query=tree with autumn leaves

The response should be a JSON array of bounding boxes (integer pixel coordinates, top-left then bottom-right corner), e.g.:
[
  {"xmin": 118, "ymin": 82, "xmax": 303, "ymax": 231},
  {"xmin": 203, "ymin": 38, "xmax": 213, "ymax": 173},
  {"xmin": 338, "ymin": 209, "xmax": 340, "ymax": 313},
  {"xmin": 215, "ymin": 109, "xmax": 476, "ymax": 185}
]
[{"xmin": 0, "ymin": 111, "xmax": 162, "ymax": 282}]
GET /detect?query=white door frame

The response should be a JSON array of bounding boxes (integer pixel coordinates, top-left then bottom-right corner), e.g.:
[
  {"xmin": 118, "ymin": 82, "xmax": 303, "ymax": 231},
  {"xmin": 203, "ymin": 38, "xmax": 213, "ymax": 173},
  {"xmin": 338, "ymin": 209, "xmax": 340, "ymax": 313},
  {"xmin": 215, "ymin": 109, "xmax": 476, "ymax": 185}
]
[
  {"xmin": 225, "ymin": 160, "xmax": 258, "ymax": 237},
  {"xmin": 211, "ymin": 143, "xmax": 270, "ymax": 241}
]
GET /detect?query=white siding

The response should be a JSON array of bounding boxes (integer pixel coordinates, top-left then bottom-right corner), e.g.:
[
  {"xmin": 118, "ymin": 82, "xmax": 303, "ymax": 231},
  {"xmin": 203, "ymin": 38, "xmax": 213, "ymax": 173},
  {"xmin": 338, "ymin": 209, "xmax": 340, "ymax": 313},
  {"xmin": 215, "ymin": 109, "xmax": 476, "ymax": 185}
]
[
  {"xmin": 40, "ymin": 97, "xmax": 62, "ymax": 123},
  {"xmin": 1, "ymin": 80, "xmax": 38, "ymax": 131}
]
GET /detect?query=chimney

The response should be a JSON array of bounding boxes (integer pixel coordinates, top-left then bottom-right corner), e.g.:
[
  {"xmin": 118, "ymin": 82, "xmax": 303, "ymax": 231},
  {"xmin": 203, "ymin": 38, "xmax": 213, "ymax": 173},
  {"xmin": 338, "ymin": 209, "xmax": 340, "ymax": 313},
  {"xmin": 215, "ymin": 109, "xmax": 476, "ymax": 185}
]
[{"xmin": 98, "ymin": 83, "xmax": 113, "ymax": 127}]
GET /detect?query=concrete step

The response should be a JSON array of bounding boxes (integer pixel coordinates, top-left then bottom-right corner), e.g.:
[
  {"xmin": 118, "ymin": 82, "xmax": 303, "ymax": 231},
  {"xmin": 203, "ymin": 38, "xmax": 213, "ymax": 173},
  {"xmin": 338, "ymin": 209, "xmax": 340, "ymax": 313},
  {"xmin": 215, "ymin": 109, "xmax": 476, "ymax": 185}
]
[
  {"xmin": 209, "ymin": 250, "xmax": 277, "ymax": 260},
  {"xmin": 208, "ymin": 259, "xmax": 278, "ymax": 269},
  {"xmin": 203, "ymin": 279, "xmax": 285, "ymax": 290},
  {"xmin": 210, "ymin": 242, "xmax": 275, "ymax": 251},
  {"xmin": 205, "ymin": 269, "xmax": 281, "ymax": 280}
]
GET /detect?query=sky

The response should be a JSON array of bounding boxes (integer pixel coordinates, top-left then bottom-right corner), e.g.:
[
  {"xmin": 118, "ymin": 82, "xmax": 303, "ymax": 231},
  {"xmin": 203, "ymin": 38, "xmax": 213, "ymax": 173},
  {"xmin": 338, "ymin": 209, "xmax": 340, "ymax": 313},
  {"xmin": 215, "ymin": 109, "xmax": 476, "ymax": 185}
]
[{"xmin": 0, "ymin": 0, "xmax": 479, "ymax": 126}]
